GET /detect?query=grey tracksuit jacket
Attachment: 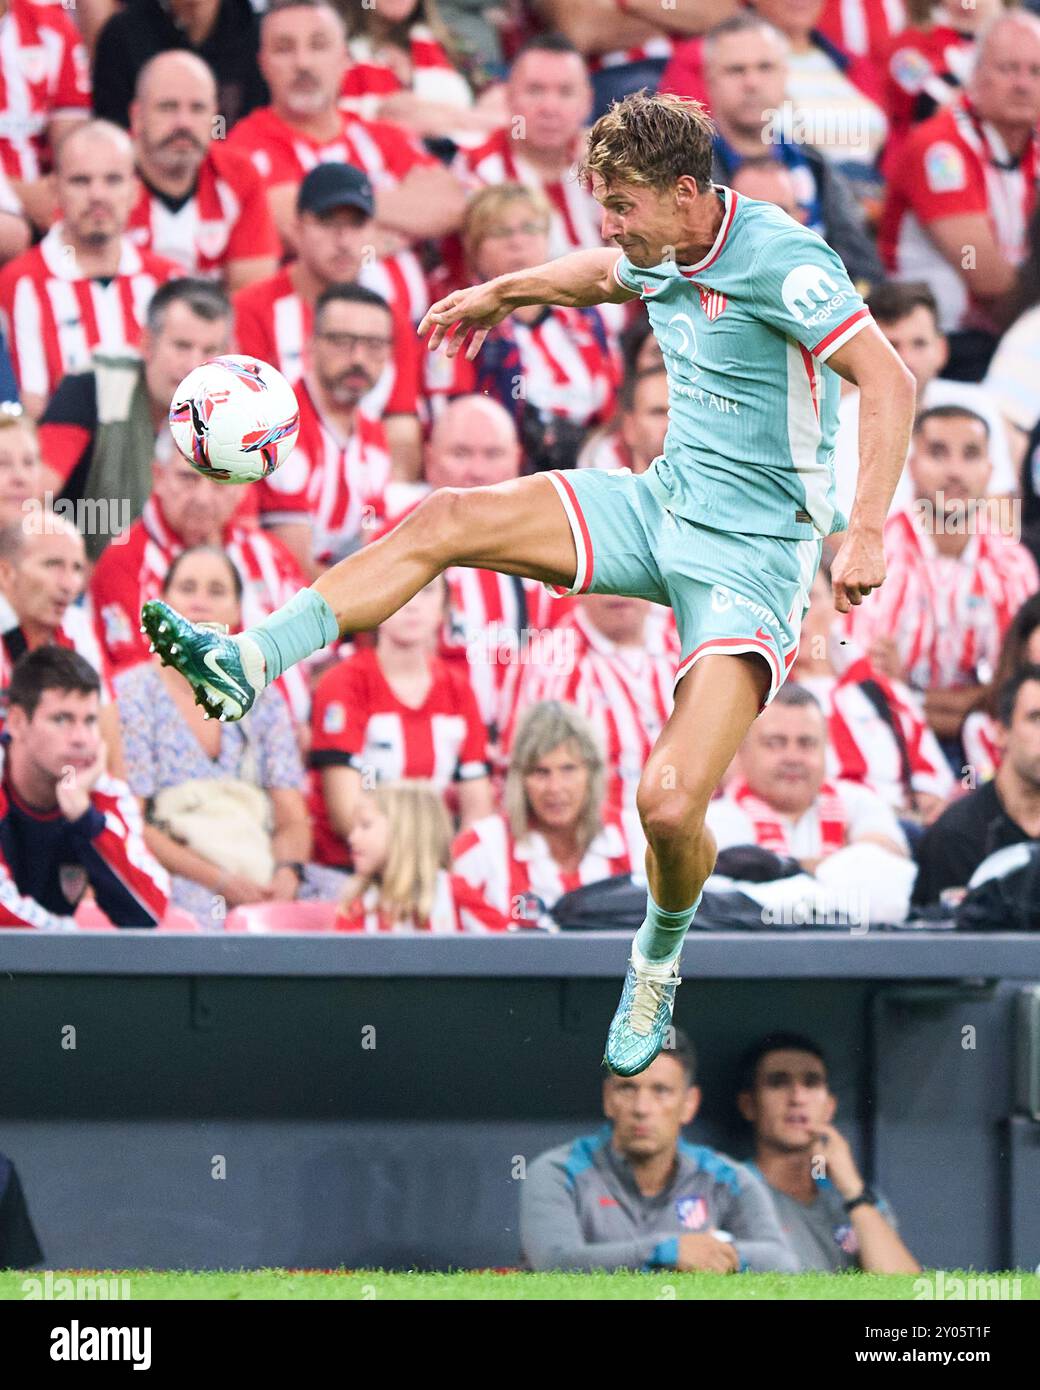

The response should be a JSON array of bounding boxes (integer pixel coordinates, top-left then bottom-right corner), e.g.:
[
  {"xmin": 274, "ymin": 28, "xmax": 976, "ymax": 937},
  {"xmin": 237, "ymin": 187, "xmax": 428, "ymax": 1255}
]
[{"xmin": 520, "ymin": 1126, "xmax": 799, "ymax": 1273}]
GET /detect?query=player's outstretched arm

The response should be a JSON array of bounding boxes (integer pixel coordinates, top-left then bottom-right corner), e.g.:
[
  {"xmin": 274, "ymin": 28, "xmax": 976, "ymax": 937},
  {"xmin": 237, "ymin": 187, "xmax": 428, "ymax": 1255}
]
[
  {"xmin": 825, "ymin": 323, "xmax": 917, "ymax": 613},
  {"xmin": 419, "ymin": 248, "xmax": 637, "ymax": 360}
]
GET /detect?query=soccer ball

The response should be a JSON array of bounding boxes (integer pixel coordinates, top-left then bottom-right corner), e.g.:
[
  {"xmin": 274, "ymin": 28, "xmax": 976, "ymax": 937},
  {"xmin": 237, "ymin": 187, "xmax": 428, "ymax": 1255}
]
[{"xmin": 168, "ymin": 355, "xmax": 301, "ymax": 484}]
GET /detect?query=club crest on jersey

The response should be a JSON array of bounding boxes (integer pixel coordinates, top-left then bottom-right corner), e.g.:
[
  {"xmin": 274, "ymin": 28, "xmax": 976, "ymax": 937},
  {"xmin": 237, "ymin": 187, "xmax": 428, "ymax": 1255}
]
[
  {"xmin": 196, "ymin": 220, "xmax": 230, "ymax": 259},
  {"xmin": 924, "ymin": 141, "xmax": 966, "ymax": 194},
  {"xmin": 676, "ymin": 1196, "xmax": 709, "ymax": 1231},
  {"xmin": 697, "ymin": 285, "xmax": 728, "ymax": 321},
  {"xmin": 322, "ymin": 702, "xmax": 347, "ymax": 735},
  {"xmin": 59, "ymin": 864, "xmax": 89, "ymax": 906},
  {"xmin": 101, "ymin": 602, "xmax": 134, "ymax": 650}
]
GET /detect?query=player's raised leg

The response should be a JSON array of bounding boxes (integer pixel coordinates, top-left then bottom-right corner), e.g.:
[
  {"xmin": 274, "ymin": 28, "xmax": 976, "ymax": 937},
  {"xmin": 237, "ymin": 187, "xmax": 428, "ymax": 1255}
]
[
  {"xmin": 605, "ymin": 651, "xmax": 770, "ymax": 1076},
  {"xmin": 140, "ymin": 473, "xmax": 579, "ymax": 720},
  {"xmin": 143, "ymin": 241, "xmax": 635, "ymax": 719}
]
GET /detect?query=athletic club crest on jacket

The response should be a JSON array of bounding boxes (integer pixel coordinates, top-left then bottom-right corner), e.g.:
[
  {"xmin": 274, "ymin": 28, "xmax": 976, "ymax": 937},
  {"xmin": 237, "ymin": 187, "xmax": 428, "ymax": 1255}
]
[{"xmin": 697, "ymin": 285, "xmax": 728, "ymax": 321}]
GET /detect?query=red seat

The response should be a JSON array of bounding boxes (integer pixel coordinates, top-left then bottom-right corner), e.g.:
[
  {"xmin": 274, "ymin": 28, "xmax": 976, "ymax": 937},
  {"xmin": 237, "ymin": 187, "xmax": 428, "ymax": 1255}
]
[
  {"xmin": 74, "ymin": 901, "xmax": 201, "ymax": 932},
  {"xmin": 157, "ymin": 906, "xmax": 202, "ymax": 932},
  {"xmin": 223, "ymin": 901, "xmax": 339, "ymax": 933},
  {"xmin": 74, "ymin": 901, "xmax": 115, "ymax": 930}
]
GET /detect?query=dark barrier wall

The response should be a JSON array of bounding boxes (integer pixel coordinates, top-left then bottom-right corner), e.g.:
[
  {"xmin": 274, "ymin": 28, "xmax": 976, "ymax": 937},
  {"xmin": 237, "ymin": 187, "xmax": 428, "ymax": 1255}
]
[{"xmin": 0, "ymin": 934, "xmax": 1038, "ymax": 1271}]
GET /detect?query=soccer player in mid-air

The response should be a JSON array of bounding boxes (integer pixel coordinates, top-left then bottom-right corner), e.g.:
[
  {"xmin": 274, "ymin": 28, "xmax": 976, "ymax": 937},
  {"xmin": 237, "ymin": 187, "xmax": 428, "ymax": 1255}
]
[{"xmin": 142, "ymin": 94, "xmax": 915, "ymax": 1076}]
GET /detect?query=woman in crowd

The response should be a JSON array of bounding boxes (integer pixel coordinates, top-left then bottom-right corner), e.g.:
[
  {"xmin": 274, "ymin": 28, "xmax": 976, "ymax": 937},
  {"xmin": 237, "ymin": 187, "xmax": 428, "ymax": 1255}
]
[
  {"xmin": 340, "ymin": 0, "xmax": 504, "ymax": 145},
  {"xmin": 335, "ymin": 780, "xmax": 508, "ymax": 932},
  {"xmin": 425, "ymin": 184, "xmax": 620, "ymax": 473},
  {"xmin": 309, "ymin": 572, "xmax": 494, "ymax": 871},
  {"xmin": 0, "ymin": 404, "xmax": 42, "ymax": 530},
  {"xmin": 963, "ymin": 592, "xmax": 1040, "ymax": 783},
  {"xmin": 452, "ymin": 701, "xmax": 631, "ymax": 929},
  {"xmin": 101, "ymin": 545, "xmax": 316, "ymax": 926}
]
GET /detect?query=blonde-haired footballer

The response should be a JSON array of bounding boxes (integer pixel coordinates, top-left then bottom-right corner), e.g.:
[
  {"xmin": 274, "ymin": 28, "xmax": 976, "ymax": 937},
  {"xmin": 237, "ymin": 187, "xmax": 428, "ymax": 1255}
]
[{"xmin": 143, "ymin": 92, "xmax": 915, "ymax": 1076}]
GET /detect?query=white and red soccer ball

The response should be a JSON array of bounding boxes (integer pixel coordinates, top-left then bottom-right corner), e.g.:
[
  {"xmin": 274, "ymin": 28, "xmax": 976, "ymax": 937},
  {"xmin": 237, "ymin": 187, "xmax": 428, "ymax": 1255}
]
[{"xmin": 168, "ymin": 355, "xmax": 300, "ymax": 484}]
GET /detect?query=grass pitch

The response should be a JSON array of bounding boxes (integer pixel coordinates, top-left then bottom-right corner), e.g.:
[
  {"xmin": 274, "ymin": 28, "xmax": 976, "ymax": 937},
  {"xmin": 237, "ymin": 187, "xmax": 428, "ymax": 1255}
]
[{"xmin": 3, "ymin": 1270, "xmax": 1038, "ymax": 1300}]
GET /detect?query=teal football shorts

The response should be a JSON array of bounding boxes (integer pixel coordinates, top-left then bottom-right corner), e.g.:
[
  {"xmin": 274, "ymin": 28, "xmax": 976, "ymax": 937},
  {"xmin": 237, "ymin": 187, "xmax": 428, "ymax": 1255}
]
[{"xmin": 543, "ymin": 467, "xmax": 824, "ymax": 709}]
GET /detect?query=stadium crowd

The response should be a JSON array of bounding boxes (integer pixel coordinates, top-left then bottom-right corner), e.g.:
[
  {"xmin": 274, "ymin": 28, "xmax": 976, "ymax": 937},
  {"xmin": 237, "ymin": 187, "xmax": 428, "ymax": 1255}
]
[{"xmin": 1, "ymin": 0, "xmax": 1040, "ymax": 932}]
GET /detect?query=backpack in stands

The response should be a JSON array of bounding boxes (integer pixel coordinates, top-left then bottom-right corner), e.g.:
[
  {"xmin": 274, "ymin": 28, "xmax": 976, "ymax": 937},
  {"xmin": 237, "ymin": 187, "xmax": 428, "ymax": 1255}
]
[
  {"xmin": 955, "ymin": 842, "xmax": 1040, "ymax": 931},
  {"xmin": 550, "ymin": 873, "xmax": 778, "ymax": 931}
]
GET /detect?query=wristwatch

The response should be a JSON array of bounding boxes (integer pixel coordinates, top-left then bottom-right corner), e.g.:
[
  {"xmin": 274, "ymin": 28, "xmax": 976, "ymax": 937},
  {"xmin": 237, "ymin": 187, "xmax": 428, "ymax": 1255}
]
[
  {"xmin": 276, "ymin": 861, "xmax": 305, "ymax": 882},
  {"xmin": 844, "ymin": 1187, "xmax": 879, "ymax": 1213}
]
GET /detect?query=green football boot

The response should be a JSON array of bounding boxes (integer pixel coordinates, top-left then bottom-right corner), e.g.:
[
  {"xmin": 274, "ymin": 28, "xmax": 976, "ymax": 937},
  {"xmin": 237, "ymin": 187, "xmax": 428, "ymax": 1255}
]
[
  {"xmin": 604, "ymin": 944, "xmax": 682, "ymax": 1076},
  {"xmin": 140, "ymin": 599, "xmax": 266, "ymax": 722}
]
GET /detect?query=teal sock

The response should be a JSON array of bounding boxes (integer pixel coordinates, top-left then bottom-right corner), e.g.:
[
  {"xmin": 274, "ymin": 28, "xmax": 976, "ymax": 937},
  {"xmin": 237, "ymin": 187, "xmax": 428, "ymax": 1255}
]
[
  {"xmin": 244, "ymin": 588, "xmax": 340, "ymax": 683},
  {"xmin": 634, "ymin": 891, "xmax": 702, "ymax": 964}
]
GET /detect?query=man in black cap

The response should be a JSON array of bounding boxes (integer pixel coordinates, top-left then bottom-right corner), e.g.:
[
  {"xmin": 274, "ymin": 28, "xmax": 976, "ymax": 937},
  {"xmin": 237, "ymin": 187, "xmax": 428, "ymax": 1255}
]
[{"xmin": 234, "ymin": 163, "xmax": 422, "ymax": 481}]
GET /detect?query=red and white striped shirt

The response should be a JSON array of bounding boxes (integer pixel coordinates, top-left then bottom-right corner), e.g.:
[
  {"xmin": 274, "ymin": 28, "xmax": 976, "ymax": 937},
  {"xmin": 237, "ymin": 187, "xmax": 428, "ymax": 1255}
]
[
  {"xmin": 444, "ymin": 565, "xmax": 578, "ymax": 736},
  {"xmin": 87, "ymin": 495, "xmax": 312, "ymax": 721},
  {"xmin": 844, "ymin": 508, "xmax": 1040, "ymax": 693},
  {"xmin": 504, "ymin": 607, "xmax": 679, "ymax": 859},
  {"xmin": 356, "ymin": 251, "xmax": 430, "ymax": 327},
  {"xmin": 879, "ymin": 98, "xmax": 1040, "ymax": 331},
  {"xmin": 0, "ymin": 762, "xmax": 169, "ymax": 930},
  {"xmin": 232, "ymin": 265, "xmax": 420, "ymax": 417},
  {"xmin": 961, "ymin": 709, "xmax": 1000, "ymax": 783},
  {"xmin": 707, "ymin": 776, "xmax": 905, "ymax": 861},
  {"xmin": 820, "ymin": 0, "xmax": 906, "ymax": 64},
  {"xmin": 309, "ymin": 645, "xmax": 490, "ymax": 867},
  {"xmin": 0, "ymin": 596, "xmax": 103, "ymax": 732},
  {"xmin": 227, "ymin": 103, "xmax": 435, "ymax": 191},
  {"xmin": 341, "ymin": 23, "xmax": 473, "ymax": 121},
  {"xmin": 366, "ymin": 495, "xmax": 578, "ymax": 732},
  {"xmin": 423, "ymin": 303, "xmax": 619, "ymax": 427},
  {"xmin": 127, "ymin": 144, "xmax": 280, "ymax": 278},
  {"xmin": 451, "ymin": 812, "xmax": 631, "ymax": 926},
  {"xmin": 0, "ymin": 225, "xmax": 177, "ymax": 401},
  {"xmin": 226, "ymin": 104, "xmax": 434, "ymax": 322},
  {"xmin": 882, "ymin": 23, "xmax": 974, "ymax": 149},
  {"xmin": 459, "ymin": 127, "xmax": 604, "ymax": 258},
  {"xmin": 578, "ymin": 428, "xmax": 633, "ymax": 473},
  {"xmin": 256, "ymin": 377, "xmax": 391, "ymax": 565},
  {"xmin": 797, "ymin": 661, "xmax": 955, "ymax": 811},
  {"xmin": 590, "ymin": 35, "xmax": 677, "ymax": 74},
  {"xmin": 334, "ymin": 869, "xmax": 509, "ymax": 934},
  {"xmin": 0, "ymin": 0, "xmax": 89, "ymax": 182}
]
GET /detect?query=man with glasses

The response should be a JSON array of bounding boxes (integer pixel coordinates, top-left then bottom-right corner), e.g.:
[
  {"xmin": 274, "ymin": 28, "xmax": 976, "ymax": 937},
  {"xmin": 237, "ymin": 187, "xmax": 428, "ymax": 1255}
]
[
  {"xmin": 234, "ymin": 163, "xmax": 422, "ymax": 481},
  {"xmin": 255, "ymin": 283, "xmax": 394, "ymax": 578}
]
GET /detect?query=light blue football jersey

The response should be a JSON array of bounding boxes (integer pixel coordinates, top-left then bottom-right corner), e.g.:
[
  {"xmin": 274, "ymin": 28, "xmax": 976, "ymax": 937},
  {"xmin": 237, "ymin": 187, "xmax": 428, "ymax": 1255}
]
[{"xmin": 613, "ymin": 187, "xmax": 872, "ymax": 540}]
